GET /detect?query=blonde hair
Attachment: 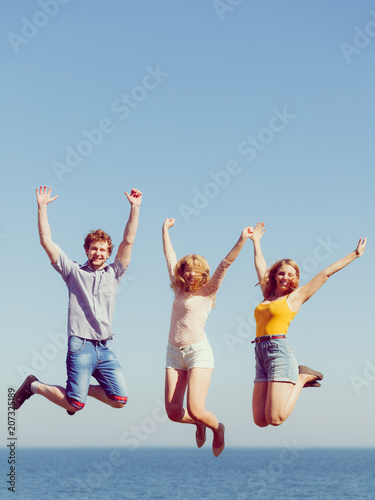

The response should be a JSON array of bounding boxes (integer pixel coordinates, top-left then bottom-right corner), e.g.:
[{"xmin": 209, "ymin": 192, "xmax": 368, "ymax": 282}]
[
  {"xmin": 260, "ymin": 259, "xmax": 300, "ymax": 299},
  {"xmin": 171, "ymin": 254, "xmax": 210, "ymax": 293}
]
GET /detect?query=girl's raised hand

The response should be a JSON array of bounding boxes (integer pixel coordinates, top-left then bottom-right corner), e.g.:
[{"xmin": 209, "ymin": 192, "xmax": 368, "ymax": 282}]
[
  {"xmin": 355, "ymin": 237, "xmax": 367, "ymax": 257},
  {"xmin": 241, "ymin": 226, "xmax": 254, "ymax": 239},
  {"xmin": 163, "ymin": 218, "xmax": 175, "ymax": 230},
  {"xmin": 250, "ymin": 222, "xmax": 266, "ymax": 242}
]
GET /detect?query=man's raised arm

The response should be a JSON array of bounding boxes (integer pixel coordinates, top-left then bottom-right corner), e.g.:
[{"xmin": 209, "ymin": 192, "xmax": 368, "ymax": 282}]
[
  {"xmin": 36, "ymin": 186, "xmax": 61, "ymax": 264},
  {"xmin": 116, "ymin": 188, "xmax": 142, "ymax": 269}
]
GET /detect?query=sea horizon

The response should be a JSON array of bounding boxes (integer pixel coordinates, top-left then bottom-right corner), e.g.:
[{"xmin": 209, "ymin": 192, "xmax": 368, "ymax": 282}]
[{"xmin": 3, "ymin": 447, "xmax": 374, "ymax": 499}]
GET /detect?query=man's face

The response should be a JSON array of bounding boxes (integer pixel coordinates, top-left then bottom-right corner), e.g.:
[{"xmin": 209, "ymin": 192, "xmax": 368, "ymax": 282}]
[{"xmin": 85, "ymin": 241, "xmax": 110, "ymax": 270}]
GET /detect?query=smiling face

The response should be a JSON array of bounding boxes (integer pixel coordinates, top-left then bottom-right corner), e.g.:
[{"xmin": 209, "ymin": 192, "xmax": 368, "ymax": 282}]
[
  {"xmin": 275, "ymin": 264, "xmax": 298, "ymax": 294},
  {"xmin": 173, "ymin": 254, "xmax": 210, "ymax": 293},
  {"xmin": 183, "ymin": 265, "xmax": 199, "ymax": 288},
  {"xmin": 263, "ymin": 259, "xmax": 300, "ymax": 300},
  {"xmin": 85, "ymin": 241, "xmax": 110, "ymax": 270}
]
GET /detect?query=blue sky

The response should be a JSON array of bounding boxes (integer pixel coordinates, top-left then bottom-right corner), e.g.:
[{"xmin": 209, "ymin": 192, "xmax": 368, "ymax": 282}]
[{"xmin": 1, "ymin": 1, "xmax": 374, "ymax": 450}]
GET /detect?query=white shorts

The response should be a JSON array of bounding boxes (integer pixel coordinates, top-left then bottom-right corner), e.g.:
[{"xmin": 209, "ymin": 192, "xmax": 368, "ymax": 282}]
[{"xmin": 166, "ymin": 340, "xmax": 214, "ymax": 370}]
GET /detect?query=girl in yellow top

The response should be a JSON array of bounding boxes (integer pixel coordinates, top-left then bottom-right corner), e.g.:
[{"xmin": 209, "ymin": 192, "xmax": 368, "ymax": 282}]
[{"xmin": 250, "ymin": 222, "xmax": 366, "ymax": 427}]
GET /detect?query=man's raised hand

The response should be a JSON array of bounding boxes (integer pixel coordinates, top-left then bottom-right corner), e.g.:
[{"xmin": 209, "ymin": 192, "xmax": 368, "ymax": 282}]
[
  {"xmin": 124, "ymin": 188, "xmax": 142, "ymax": 207},
  {"xmin": 36, "ymin": 186, "xmax": 59, "ymax": 206}
]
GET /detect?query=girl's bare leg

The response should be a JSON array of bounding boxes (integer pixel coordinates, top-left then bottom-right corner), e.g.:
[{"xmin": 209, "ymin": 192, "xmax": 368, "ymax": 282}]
[
  {"xmin": 165, "ymin": 367, "xmax": 224, "ymax": 453},
  {"xmin": 187, "ymin": 368, "xmax": 224, "ymax": 455},
  {"xmin": 165, "ymin": 368, "xmax": 206, "ymax": 446},
  {"xmin": 186, "ymin": 368, "xmax": 217, "ymax": 430},
  {"xmin": 165, "ymin": 368, "xmax": 195, "ymax": 424},
  {"xmin": 265, "ymin": 373, "xmax": 319, "ymax": 426},
  {"xmin": 252, "ymin": 382, "xmax": 269, "ymax": 427}
]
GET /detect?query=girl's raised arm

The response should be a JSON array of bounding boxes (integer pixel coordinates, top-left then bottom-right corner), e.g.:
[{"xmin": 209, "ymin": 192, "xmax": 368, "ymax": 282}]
[
  {"xmin": 162, "ymin": 218, "xmax": 175, "ymax": 255},
  {"xmin": 250, "ymin": 222, "xmax": 267, "ymax": 296},
  {"xmin": 224, "ymin": 226, "xmax": 254, "ymax": 263},
  {"xmin": 289, "ymin": 237, "xmax": 367, "ymax": 312},
  {"xmin": 203, "ymin": 225, "xmax": 254, "ymax": 297},
  {"xmin": 162, "ymin": 218, "xmax": 177, "ymax": 284}
]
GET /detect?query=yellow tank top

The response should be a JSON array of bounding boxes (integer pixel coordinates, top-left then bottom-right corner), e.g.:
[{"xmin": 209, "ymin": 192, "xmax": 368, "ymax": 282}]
[{"xmin": 254, "ymin": 295, "xmax": 297, "ymax": 337}]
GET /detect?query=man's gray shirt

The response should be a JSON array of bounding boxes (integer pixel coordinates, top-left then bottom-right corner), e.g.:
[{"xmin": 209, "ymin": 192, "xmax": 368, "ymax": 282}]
[{"xmin": 52, "ymin": 251, "xmax": 127, "ymax": 340}]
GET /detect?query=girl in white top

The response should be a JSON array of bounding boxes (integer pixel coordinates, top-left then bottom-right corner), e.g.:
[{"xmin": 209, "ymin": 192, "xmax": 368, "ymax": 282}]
[{"xmin": 162, "ymin": 218, "xmax": 253, "ymax": 457}]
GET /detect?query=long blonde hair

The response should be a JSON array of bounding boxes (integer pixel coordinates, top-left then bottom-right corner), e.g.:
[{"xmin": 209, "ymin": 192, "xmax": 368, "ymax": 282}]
[
  {"xmin": 171, "ymin": 254, "xmax": 210, "ymax": 293},
  {"xmin": 260, "ymin": 259, "xmax": 300, "ymax": 299}
]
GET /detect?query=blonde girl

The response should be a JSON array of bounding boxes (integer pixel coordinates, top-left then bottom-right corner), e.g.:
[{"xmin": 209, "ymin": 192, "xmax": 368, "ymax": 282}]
[{"xmin": 162, "ymin": 218, "xmax": 253, "ymax": 457}]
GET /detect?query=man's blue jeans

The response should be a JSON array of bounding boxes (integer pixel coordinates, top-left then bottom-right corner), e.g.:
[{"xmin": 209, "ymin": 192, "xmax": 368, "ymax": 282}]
[{"xmin": 66, "ymin": 336, "xmax": 127, "ymax": 410}]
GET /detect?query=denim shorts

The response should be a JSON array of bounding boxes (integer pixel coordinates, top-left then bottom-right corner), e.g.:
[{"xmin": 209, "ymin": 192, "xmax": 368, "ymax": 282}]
[
  {"xmin": 66, "ymin": 336, "xmax": 128, "ymax": 410},
  {"xmin": 166, "ymin": 340, "xmax": 214, "ymax": 370},
  {"xmin": 254, "ymin": 337, "xmax": 298, "ymax": 384}
]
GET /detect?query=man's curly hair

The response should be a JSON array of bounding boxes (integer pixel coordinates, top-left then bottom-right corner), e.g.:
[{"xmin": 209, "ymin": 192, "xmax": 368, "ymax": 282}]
[{"xmin": 84, "ymin": 229, "xmax": 114, "ymax": 256}]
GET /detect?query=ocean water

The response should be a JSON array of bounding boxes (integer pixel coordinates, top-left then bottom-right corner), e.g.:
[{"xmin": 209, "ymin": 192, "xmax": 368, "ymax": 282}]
[{"xmin": 2, "ymin": 447, "xmax": 374, "ymax": 500}]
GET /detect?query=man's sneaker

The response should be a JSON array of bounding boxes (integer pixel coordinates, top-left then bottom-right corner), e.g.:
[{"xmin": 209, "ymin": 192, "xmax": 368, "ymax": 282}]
[{"xmin": 12, "ymin": 375, "xmax": 38, "ymax": 410}]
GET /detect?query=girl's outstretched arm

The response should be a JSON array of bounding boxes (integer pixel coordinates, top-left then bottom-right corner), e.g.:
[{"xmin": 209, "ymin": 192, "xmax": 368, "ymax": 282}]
[
  {"xmin": 162, "ymin": 218, "xmax": 175, "ymax": 254},
  {"xmin": 224, "ymin": 226, "xmax": 254, "ymax": 263},
  {"xmin": 250, "ymin": 222, "xmax": 267, "ymax": 296},
  {"xmin": 203, "ymin": 226, "xmax": 254, "ymax": 297},
  {"xmin": 289, "ymin": 237, "xmax": 367, "ymax": 312},
  {"xmin": 162, "ymin": 218, "xmax": 177, "ymax": 284}
]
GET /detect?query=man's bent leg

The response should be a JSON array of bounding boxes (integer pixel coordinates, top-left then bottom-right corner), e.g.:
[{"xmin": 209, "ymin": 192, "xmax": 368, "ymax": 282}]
[
  {"xmin": 36, "ymin": 383, "xmax": 78, "ymax": 412},
  {"xmin": 91, "ymin": 341, "xmax": 128, "ymax": 408},
  {"xmin": 87, "ymin": 384, "xmax": 126, "ymax": 407},
  {"xmin": 12, "ymin": 374, "xmax": 79, "ymax": 413},
  {"xmin": 66, "ymin": 336, "xmax": 95, "ymax": 412}
]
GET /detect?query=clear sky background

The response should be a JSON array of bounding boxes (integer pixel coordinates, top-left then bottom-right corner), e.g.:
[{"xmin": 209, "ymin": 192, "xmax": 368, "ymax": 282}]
[{"xmin": 1, "ymin": 1, "xmax": 374, "ymax": 450}]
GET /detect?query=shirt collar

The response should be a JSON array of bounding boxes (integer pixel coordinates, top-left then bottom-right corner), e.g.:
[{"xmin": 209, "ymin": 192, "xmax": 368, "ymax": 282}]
[{"xmin": 80, "ymin": 261, "xmax": 110, "ymax": 272}]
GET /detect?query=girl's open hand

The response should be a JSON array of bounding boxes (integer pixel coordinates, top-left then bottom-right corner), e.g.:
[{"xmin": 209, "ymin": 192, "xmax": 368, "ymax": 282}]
[
  {"xmin": 250, "ymin": 222, "xmax": 266, "ymax": 242},
  {"xmin": 355, "ymin": 237, "xmax": 367, "ymax": 257}
]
